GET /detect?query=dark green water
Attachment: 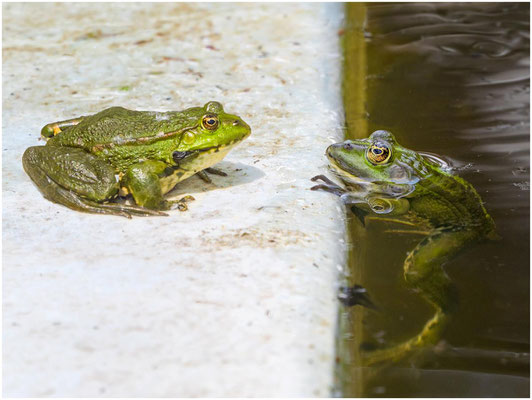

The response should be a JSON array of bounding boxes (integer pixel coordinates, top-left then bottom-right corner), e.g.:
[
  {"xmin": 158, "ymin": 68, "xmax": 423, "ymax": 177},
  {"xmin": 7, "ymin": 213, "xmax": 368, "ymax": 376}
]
[{"xmin": 338, "ymin": 3, "xmax": 530, "ymax": 397}]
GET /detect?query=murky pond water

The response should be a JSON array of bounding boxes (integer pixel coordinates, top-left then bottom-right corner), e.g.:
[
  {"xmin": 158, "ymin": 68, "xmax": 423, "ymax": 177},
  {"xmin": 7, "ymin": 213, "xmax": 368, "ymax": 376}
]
[{"xmin": 337, "ymin": 3, "xmax": 529, "ymax": 397}]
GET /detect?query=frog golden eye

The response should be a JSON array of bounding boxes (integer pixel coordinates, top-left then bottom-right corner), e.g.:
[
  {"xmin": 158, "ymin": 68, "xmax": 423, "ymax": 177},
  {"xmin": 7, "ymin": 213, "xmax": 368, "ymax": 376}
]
[
  {"xmin": 183, "ymin": 131, "xmax": 195, "ymax": 144},
  {"xmin": 367, "ymin": 143, "xmax": 391, "ymax": 164},
  {"xmin": 202, "ymin": 114, "xmax": 219, "ymax": 130}
]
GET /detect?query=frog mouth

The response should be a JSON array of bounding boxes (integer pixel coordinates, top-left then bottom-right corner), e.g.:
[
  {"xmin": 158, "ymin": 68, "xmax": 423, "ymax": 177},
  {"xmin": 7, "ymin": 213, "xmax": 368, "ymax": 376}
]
[
  {"xmin": 329, "ymin": 163, "xmax": 370, "ymax": 190},
  {"xmin": 172, "ymin": 140, "xmax": 242, "ymax": 164},
  {"xmin": 327, "ymin": 152, "xmax": 370, "ymax": 184},
  {"xmin": 171, "ymin": 146, "xmax": 223, "ymax": 162}
]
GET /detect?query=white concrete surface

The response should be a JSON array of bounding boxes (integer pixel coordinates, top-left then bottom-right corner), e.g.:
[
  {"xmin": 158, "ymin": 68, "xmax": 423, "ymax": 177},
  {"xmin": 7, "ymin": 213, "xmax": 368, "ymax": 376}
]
[{"xmin": 2, "ymin": 3, "xmax": 346, "ymax": 397}]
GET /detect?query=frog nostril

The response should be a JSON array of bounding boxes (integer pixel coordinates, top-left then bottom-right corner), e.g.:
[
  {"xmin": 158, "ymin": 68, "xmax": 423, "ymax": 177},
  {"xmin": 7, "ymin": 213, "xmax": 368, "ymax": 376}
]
[
  {"xmin": 343, "ymin": 142, "xmax": 354, "ymax": 151},
  {"xmin": 233, "ymin": 120, "xmax": 242, "ymax": 126}
]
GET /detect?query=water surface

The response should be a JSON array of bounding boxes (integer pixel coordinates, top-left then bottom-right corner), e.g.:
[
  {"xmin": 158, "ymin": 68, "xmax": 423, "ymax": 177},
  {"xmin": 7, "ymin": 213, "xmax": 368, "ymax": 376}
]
[{"xmin": 338, "ymin": 3, "xmax": 529, "ymax": 397}]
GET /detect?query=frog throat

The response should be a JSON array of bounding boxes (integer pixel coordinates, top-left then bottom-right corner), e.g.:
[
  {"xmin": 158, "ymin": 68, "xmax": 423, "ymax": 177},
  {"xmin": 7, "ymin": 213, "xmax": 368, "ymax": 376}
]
[{"xmin": 327, "ymin": 154, "xmax": 369, "ymax": 185}]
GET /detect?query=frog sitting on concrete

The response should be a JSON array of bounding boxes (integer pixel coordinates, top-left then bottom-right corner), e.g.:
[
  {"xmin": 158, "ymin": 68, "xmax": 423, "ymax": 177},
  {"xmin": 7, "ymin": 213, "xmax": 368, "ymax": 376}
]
[{"xmin": 23, "ymin": 102, "xmax": 251, "ymax": 218}]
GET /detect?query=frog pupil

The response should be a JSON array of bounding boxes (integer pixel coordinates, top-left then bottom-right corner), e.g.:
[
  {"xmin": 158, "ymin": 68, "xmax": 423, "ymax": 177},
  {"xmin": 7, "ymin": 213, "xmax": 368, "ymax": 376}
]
[
  {"xmin": 203, "ymin": 115, "xmax": 218, "ymax": 130},
  {"xmin": 367, "ymin": 144, "xmax": 391, "ymax": 164}
]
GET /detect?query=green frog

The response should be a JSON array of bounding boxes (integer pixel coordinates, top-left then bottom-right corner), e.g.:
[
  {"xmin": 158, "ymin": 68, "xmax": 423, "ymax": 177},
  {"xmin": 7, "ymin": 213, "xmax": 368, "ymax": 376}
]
[
  {"xmin": 311, "ymin": 130, "xmax": 496, "ymax": 365},
  {"xmin": 23, "ymin": 101, "xmax": 251, "ymax": 218}
]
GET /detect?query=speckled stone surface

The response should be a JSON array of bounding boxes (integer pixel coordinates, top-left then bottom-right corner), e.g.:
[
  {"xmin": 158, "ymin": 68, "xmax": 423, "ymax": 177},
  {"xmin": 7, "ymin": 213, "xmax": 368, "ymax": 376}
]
[{"xmin": 3, "ymin": 3, "xmax": 345, "ymax": 397}]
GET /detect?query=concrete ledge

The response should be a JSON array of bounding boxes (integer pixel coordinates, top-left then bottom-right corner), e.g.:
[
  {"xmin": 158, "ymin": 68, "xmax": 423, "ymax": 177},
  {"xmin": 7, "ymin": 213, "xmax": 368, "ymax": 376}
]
[{"xmin": 3, "ymin": 3, "xmax": 346, "ymax": 396}]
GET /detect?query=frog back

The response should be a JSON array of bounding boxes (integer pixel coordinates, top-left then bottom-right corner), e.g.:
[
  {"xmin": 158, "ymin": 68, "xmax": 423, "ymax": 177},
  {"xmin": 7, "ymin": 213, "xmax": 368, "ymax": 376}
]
[
  {"xmin": 410, "ymin": 169, "xmax": 495, "ymax": 235},
  {"xmin": 48, "ymin": 107, "xmax": 200, "ymax": 150}
]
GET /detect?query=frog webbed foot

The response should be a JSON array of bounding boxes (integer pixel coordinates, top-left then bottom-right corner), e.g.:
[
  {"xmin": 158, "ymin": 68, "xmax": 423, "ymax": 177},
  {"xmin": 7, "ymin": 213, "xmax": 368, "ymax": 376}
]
[
  {"xmin": 163, "ymin": 195, "xmax": 196, "ymax": 212},
  {"xmin": 311, "ymin": 174, "xmax": 337, "ymax": 186},
  {"xmin": 197, "ymin": 167, "xmax": 228, "ymax": 184},
  {"xmin": 310, "ymin": 175, "xmax": 347, "ymax": 196}
]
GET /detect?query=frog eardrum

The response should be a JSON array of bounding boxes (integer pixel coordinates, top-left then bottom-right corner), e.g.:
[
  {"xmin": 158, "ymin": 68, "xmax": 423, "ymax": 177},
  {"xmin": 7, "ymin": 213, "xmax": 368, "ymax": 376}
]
[{"xmin": 182, "ymin": 131, "xmax": 196, "ymax": 144}]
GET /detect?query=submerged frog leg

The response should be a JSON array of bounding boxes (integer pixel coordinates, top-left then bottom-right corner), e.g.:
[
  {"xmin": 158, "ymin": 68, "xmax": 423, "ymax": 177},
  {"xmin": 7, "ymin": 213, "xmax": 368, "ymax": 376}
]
[
  {"xmin": 338, "ymin": 285, "xmax": 377, "ymax": 309},
  {"xmin": 362, "ymin": 228, "xmax": 479, "ymax": 366},
  {"xmin": 41, "ymin": 116, "xmax": 87, "ymax": 139},
  {"xmin": 383, "ymin": 229, "xmax": 432, "ymax": 235},
  {"xmin": 22, "ymin": 145, "xmax": 161, "ymax": 218},
  {"xmin": 361, "ymin": 310, "xmax": 448, "ymax": 366},
  {"xmin": 349, "ymin": 206, "xmax": 369, "ymax": 227},
  {"xmin": 365, "ymin": 216, "xmax": 418, "ymax": 226}
]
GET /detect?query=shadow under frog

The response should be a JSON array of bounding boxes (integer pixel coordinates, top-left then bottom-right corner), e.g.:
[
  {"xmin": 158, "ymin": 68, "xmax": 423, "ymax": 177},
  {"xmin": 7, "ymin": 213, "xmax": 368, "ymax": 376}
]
[
  {"xmin": 166, "ymin": 160, "xmax": 265, "ymax": 197},
  {"xmin": 311, "ymin": 130, "xmax": 497, "ymax": 365}
]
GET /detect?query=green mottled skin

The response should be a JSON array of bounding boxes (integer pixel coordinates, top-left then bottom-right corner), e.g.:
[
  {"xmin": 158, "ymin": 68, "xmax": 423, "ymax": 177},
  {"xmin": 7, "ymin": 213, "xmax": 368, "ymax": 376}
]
[
  {"xmin": 312, "ymin": 130, "xmax": 496, "ymax": 365},
  {"xmin": 23, "ymin": 101, "xmax": 251, "ymax": 218}
]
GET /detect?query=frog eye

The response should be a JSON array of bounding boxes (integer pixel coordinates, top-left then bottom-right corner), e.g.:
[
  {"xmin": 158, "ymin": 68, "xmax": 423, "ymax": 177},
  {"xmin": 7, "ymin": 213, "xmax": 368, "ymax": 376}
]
[
  {"xmin": 202, "ymin": 114, "xmax": 219, "ymax": 131},
  {"xmin": 367, "ymin": 143, "xmax": 392, "ymax": 164},
  {"xmin": 182, "ymin": 131, "xmax": 195, "ymax": 145}
]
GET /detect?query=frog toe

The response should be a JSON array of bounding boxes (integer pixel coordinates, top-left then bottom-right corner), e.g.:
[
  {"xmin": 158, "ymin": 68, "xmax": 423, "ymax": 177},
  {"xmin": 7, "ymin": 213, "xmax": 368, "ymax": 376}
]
[
  {"xmin": 162, "ymin": 195, "xmax": 196, "ymax": 212},
  {"xmin": 95, "ymin": 202, "xmax": 169, "ymax": 217}
]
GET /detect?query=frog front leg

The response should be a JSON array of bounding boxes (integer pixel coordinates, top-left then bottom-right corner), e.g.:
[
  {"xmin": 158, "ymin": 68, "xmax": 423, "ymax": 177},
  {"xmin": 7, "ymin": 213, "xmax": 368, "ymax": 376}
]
[
  {"xmin": 310, "ymin": 175, "xmax": 347, "ymax": 196},
  {"xmin": 196, "ymin": 167, "xmax": 228, "ymax": 183},
  {"xmin": 23, "ymin": 146, "xmax": 166, "ymax": 218},
  {"xmin": 123, "ymin": 160, "xmax": 194, "ymax": 211}
]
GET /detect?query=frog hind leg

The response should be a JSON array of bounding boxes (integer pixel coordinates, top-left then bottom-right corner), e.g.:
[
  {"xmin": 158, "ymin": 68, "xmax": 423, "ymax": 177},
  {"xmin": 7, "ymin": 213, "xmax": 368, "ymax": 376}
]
[
  {"xmin": 361, "ymin": 309, "xmax": 449, "ymax": 366},
  {"xmin": 22, "ymin": 146, "xmax": 165, "ymax": 218},
  {"xmin": 362, "ymin": 228, "xmax": 478, "ymax": 365}
]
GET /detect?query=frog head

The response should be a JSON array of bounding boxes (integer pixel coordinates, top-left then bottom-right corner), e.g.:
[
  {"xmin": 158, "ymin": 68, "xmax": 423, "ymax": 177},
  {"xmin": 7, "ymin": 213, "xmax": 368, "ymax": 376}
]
[
  {"xmin": 326, "ymin": 130, "xmax": 427, "ymax": 187},
  {"xmin": 324, "ymin": 131, "xmax": 433, "ymax": 216},
  {"xmin": 171, "ymin": 101, "xmax": 251, "ymax": 172},
  {"xmin": 174, "ymin": 101, "xmax": 250, "ymax": 152}
]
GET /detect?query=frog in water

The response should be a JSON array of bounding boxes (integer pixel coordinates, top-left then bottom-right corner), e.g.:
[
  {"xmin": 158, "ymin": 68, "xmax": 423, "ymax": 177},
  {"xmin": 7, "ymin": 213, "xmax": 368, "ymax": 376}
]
[
  {"xmin": 23, "ymin": 101, "xmax": 251, "ymax": 218},
  {"xmin": 311, "ymin": 130, "xmax": 496, "ymax": 365}
]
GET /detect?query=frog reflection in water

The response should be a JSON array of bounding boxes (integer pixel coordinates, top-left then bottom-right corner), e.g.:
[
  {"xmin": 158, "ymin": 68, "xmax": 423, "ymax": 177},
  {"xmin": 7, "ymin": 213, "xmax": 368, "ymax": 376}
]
[
  {"xmin": 311, "ymin": 130, "xmax": 496, "ymax": 365},
  {"xmin": 23, "ymin": 102, "xmax": 251, "ymax": 218}
]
